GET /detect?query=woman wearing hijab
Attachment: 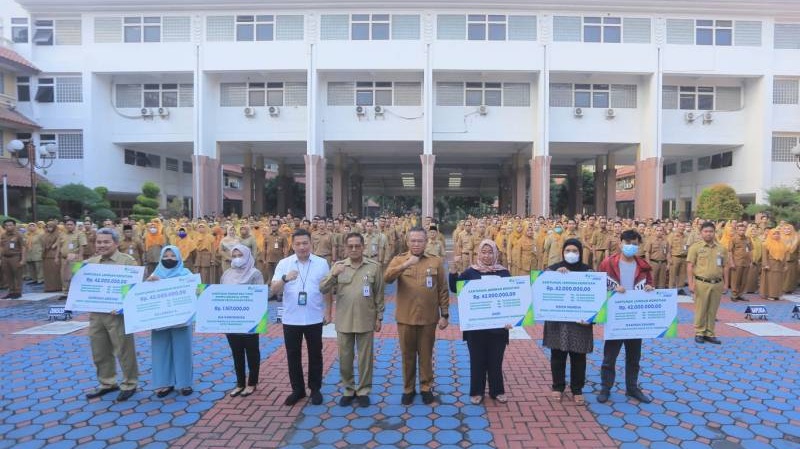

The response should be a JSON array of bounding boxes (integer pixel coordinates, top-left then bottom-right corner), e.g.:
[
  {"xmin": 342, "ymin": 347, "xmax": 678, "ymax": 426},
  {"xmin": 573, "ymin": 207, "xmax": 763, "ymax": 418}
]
[
  {"xmin": 761, "ymin": 229, "xmax": 788, "ymax": 301},
  {"xmin": 449, "ymin": 239, "xmax": 511, "ymax": 405},
  {"xmin": 221, "ymin": 244, "xmax": 264, "ymax": 397},
  {"xmin": 147, "ymin": 245, "xmax": 195, "ymax": 398},
  {"xmin": 543, "ymin": 238, "xmax": 593, "ymax": 405}
]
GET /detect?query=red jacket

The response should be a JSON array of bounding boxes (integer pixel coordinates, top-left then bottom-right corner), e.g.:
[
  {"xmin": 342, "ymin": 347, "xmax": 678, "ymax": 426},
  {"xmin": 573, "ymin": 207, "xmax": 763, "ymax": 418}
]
[{"xmin": 598, "ymin": 252, "xmax": 653, "ymax": 291}]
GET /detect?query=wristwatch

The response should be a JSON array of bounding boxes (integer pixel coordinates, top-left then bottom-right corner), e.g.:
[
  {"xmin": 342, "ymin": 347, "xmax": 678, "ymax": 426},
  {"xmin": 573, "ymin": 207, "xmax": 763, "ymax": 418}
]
[
  {"xmin": 281, "ymin": 274, "xmax": 288, "ymax": 283},
  {"xmin": 441, "ymin": 313, "xmax": 450, "ymax": 319}
]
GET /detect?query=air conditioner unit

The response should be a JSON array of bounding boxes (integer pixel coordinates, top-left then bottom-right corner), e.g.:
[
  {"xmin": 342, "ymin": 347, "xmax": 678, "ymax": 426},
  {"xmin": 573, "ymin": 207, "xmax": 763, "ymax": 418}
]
[
  {"xmin": 684, "ymin": 112, "xmax": 696, "ymax": 122},
  {"xmin": 478, "ymin": 105, "xmax": 488, "ymax": 116},
  {"xmin": 374, "ymin": 105, "xmax": 384, "ymax": 116},
  {"xmin": 605, "ymin": 108, "xmax": 616, "ymax": 118},
  {"xmin": 140, "ymin": 108, "xmax": 153, "ymax": 117},
  {"xmin": 157, "ymin": 107, "xmax": 169, "ymax": 117},
  {"xmin": 573, "ymin": 107, "xmax": 583, "ymax": 117},
  {"xmin": 703, "ymin": 111, "xmax": 713, "ymax": 123},
  {"xmin": 356, "ymin": 106, "xmax": 366, "ymax": 116},
  {"xmin": 244, "ymin": 107, "xmax": 256, "ymax": 117},
  {"xmin": 268, "ymin": 106, "xmax": 280, "ymax": 117}
]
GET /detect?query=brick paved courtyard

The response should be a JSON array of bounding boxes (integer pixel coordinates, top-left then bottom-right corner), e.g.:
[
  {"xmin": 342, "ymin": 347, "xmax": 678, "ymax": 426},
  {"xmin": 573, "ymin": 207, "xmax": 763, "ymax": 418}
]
[{"xmin": 1, "ymin": 283, "xmax": 799, "ymax": 449}]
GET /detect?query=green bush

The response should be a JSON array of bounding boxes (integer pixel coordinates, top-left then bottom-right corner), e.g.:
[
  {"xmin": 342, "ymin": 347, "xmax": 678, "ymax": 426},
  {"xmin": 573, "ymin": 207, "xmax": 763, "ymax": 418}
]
[
  {"xmin": 35, "ymin": 205, "xmax": 62, "ymax": 221},
  {"xmin": 91, "ymin": 208, "xmax": 117, "ymax": 222},
  {"xmin": 135, "ymin": 194, "xmax": 160, "ymax": 210},
  {"xmin": 142, "ymin": 182, "xmax": 160, "ymax": 198},
  {"xmin": 696, "ymin": 184, "xmax": 744, "ymax": 221}
]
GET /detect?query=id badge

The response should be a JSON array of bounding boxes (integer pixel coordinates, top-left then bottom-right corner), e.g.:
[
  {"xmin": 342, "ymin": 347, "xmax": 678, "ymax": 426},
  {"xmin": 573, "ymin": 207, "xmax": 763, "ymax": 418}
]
[
  {"xmin": 298, "ymin": 291, "xmax": 307, "ymax": 306},
  {"xmin": 9, "ymin": 242, "xmax": 14, "ymax": 249},
  {"xmin": 128, "ymin": 248, "xmax": 134, "ymax": 255},
  {"xmin": 426, "ymin": 275, "xmax": 433, "ymax": 289},
  {"xmin": 716, "ymin": 255, "xmax": 723, "ymax": 267},
  {"xmin": 363, "ymin": 276, "xmax": 371, "ymax": 297},
  {"xmin": 68, "ymin": 243, "xmax": 75, "ymax": 250},
  {"xmin": 746, "ymin": 245, "xmax": 751, "ymax": 253},
  {"xmin": 371, "ymin": 244, "xmax": 377, "ymax": 254},
  {"xmin": 683, "ymin": 244, "xmax": 688, "ymax": 251},
  {"xmin": 274, "ymin": 241, "xmax": 279, "ymax": 249}
]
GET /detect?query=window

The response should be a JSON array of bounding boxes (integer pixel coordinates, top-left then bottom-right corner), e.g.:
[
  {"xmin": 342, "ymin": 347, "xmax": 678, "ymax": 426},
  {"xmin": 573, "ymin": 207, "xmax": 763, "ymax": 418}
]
[
  {"xmin": 236, "ymin": 15, "xmax": 274, "ymax": 41},
  {"xmin": 55, "ymin": 77, "xmax": 82, "ymax": 102},
  {"xmin": 124, "ymin": 149, "xmax": 159, "ymax": 167},
  {"xmin": 772, "ymin": 136, "xmax": 799, "ymax": 162},
  {"xmin": 467, "ymin": 15, "xmax": 506, "ymax": 41},
  {"xmin": 774, "ymin": 79, "xmax": 799, "ymax": 105},
  {"xmin": 35, "ymin": 78, "xmax": 55, "ymax": 102},
  {"xmin": 166, "ymin": 158, "xmax": 179, "ymax": 172},
  {"xmin": 679, "ymin": 86, "xmax": 714, "ymax": 110},
  {"xmin": 56, "ymin": 132, "xmax": 84, "ymax": 159},
  {"xmin": 355, "ymin": 82, "xmax": 392, "ymax": 106},
  {"xmin": 247, "ymin": 82, "xmax": 265, "ymax": 106},
  {"xmin": 617, "ymin": 177, "xmax": 635, "ymax": 190},
  {"xmin": 183, "ymin": 161, "xmax": 192, "ymax": 173},
  {"xmin": 124, "ymin": 16, "xmax": 161, "ymax": 43},
  {"xmin": 267, "ymin": 82, "xmax": 283, "ymax": 106},
  {"xmin": 224, "ymin": 174, "xmax": 241, "ymax": 189},
  {"xmin": 697, "ymin": 156, "xmax": 711, "ymax": 171},
  {"xmin": 696, "ymin": 20, "xmax": 732, "ymax": 46},
  {"xmin": 583, "ymin": 16, "xmax": 621, "ymax": 43},
  {"xmin": 12, "ymin": 18, "xmax": 28, "ymax": 43},
  {"xmin": 143, "ymin": 84, "xmax": 160, "ymax": 107},
  {"xmin": 775, "ymin": 23, "xmax": 800, "ymax": 49},
  {"xmin": 574, "ymin": 84, "xmax": 610, "ymax": 108},
  {"xmin": 33, "ymin": 20, "xmax": 54, "ymax": 45},
  {"xmin": 680, "ymin": 159, "xmax": 693, "ymax": 173},
  {"xmin": 116, "ymin": 83, "xmax": 192, "ymax": 108},
  {"xmin": 38, "ymin": 134, "xmax": 56, "ymax": 159},
  {"xmin": 465, "ymin": 82, "xmax": 501, "ymax": 106},
  {"xmin": 351, "ymin": 14, "xmax": 390, "ymax": 40}
]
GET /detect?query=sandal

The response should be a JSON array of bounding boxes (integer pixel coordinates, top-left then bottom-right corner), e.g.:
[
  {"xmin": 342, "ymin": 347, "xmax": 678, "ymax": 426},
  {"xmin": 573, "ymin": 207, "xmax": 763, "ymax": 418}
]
[
  {"xmin": 551, "ymin": 391, "xmax": 563, "ymax": 401},
  {"xmin": 229, "ymin": 387, "xmax": 245, "ymax": 397},
  {"xmin": 470, "ymin": 395, "xmax": 483, "ymax": 405},
  {"xmin": 180, "ymin": 387, "xmax": 193, "ymax": 396},
  {"xmin": 155, "ymin": 386, "xmax": 174, "ymax": 398},
  {"xmin": 573, "ymin": 394, "xmax": 585, "ymax": 405},
  {"xmin": 494, "ymin": 394, "xmax": 508, "ymax": 404},
  {"xmin": 240, "ymin": 386, "xmax": 256, "ymax": 397}
]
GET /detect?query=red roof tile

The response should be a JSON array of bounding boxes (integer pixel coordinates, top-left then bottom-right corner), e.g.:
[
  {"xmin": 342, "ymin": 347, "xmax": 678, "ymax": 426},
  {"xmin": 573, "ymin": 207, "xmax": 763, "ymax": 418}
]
[
  {"xmin": 0, "ymin": 46, "xmax": 39, "ymax": 73},
  {"xmin": 0, "ymin": 106, "xmax": 40, "ymax": 129},
  {"xmin": 0, "ymin": 157, "xmax": 49, "ymax": 188}
]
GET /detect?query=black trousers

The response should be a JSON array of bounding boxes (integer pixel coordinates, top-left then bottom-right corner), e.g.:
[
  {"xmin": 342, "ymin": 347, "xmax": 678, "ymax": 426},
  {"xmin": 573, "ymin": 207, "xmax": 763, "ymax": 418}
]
[
  {"xmin": 226, "ymin": 334, "xmax": 261, "ymax": 388},
  {"xmin": 550, "ymin": 349, "xmax": 587, "ymax": 395},
  {"xmin": 600, "ymin": 338, "xmax": 642, "ymax": 392},
  {"xmin": 283, "ymin": 323, "xmax": 323, "ymax": 394},
  {"xmin": 466, "ymin": 332, "xmax": 506, "ymax": 397}
]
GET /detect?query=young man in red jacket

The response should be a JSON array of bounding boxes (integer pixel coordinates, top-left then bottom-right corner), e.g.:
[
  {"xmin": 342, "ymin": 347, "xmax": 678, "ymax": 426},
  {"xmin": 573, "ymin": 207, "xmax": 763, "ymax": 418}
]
[{"xmin": 597, "ymin": 229, "xmax": 654, "ymax": 404}]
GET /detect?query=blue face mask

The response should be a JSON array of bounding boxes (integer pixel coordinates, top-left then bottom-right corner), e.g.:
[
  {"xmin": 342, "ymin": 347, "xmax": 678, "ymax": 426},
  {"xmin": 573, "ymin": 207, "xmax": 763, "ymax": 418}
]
[
  {"xmin": 178, "ymin": 231, "xmax": 187, "ymax": 238},
  {"xmin": 622, "ymin": 244, "xmax": 639, "ymax": 258},
  {"xmin": 554, "ymin": 227, "xmax": 563, "ymax": 234}
]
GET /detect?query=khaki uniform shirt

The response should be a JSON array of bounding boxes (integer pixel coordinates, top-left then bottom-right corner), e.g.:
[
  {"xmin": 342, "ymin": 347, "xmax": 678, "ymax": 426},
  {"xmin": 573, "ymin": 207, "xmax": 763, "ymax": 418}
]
[
  {"xmin": 320, "ymin": 257, "xmax": 385, "ymax": 333},
  {"xmin": 425, "ymin": 239, "xmax": 446, "ymax": 258},
  {"xmin": 263, "ymin": 232, "xmax": 288, "ymax": 263},
  {"xmin": 311, "ymin": 231, "xmax": 333, "ymax": 257},
  {"xmin": 239, "ymin": 236, "xmax": 258, "ymax": 259},
  {"xmin": 0, "ymin": 231, "xmax": 24, "ymax": 258},
  {"xmin": 645, "ymin": 237, "xmax": 668, "ymax": 262},
  {"xmin": 118, "ymin": 238, "xmax": 144, "ymax": 265},
  {"xmin": 728, "ymin": 235, "xmax": 752, "ymax": 267},
  {"xmin": 384, "ymin": 252, "xmax": 449, "ymax": 325},
  {"xmin": 58, "ymin": 231, "xmax": 87, "ymax": 259},
  {"xmin": 363, "ymin": 232, "xmax": 388, "ymax": 264},
  {"xmin": 86, "ymin": 250, "xmax": 137, "ymax": 267},
  {"xmin": 26, "ymin": 233, "xmax": 43, "ymax": 262},
  {"xmin": 687, "ymin": 241, "xmax": 728, "ymax": 281},
  {"xmin": 668, "ymin": 233, "xmax": 690, "ymax": 257}
]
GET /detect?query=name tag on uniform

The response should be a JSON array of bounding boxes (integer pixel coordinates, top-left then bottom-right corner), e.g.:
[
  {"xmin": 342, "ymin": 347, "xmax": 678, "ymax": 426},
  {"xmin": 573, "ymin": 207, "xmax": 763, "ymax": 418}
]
[
  {"xmin": 9, "ymin": 242, "xmax": 14, "ymax": 249},
  {"xmin": 128, "ymin": 248, "xmax": 134, "ymax": 255},
  {"xmin": 274, "ymin": 241, "xmax": 279, "ymax": 249},
  {"xmin": 362, "ymin": 275, "xmax": 371, "ymax": 297},
  {"xmin": 371, "ymin": 244, "xmax": 377, "ymax": 254},
  {"xmin": 298, "ymin": 291, "xmax": 307, "ymax": 306},
  {"xmin": 716, "ymin": 255, "xmax": 723, "ymax": 267},
  {"xmin": 425, "ymin": 268, "xmax": 433, "ymax": 288},
  {"xmin": 68, "ymin": 243, "xmax": 74, "ymax": 250},
  {"xmin": 684, "ymin": 244, "xmax": 688, "ymax": 251}
]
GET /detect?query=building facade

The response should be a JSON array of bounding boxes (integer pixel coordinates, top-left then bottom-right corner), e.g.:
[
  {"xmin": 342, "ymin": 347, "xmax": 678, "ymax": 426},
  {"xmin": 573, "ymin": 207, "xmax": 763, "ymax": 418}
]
[{"xmin": 2, "ymin": 0, "xmax": 799, "ymax": 219}]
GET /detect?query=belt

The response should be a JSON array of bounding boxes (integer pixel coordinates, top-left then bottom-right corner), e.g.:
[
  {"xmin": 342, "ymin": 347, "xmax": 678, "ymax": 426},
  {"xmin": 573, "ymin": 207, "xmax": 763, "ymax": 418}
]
[
  {"xmin": 672, "ymin": 255, "xmax": 686, "ymax": 258},
  {"xmin": 694, "ymin": 275, "xmax": 722, "ymax": 284},
  {"xmin": 651, "ymin": 260, "xmax": 666, "ymax": 263}
]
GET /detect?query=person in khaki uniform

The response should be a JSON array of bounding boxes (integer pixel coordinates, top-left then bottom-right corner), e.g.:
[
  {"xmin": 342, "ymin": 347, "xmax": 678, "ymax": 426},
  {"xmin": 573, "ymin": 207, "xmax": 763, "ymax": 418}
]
[
  {"xmin": 687, "ymin": 222, "xmax": 729, "ymax": 345},
  {"xmin": 644, "ymin": 225, "xmax": 669, "ymax": 289},
  {"xmin": 667, "ymin": 223, "xmax": 690, "ymax": 293},
  {"xmin": 41, "ymin": 221, "xmax": 62, "ymax": 293},
  {"xmin": 745, "ymin": 226, "xmax": 764, "ymax": 293},
  {"xmin": 263, "ymin": 220, "xmax": 289, "ymax": 284},
  {"xmin": 384, "ymin": 227, "xmax": 450, "ymax": 406},
  {"xmin": 455, "ymin": 221, "xmax": 477, "ymax": 273},
  {"xmin": 25, "ymin": 223, "xmax": 44, "ymax": 285},
  {"xmin": 727, "ymin": 222, "xmax": 752, "ymax": 301},
  {"xmin": 118, "ymin": 225, "xmax": 144, "ymax": 265},
  {"xmin": 425, "ymin": 226, "xmax": 446, "ymax": 258},
  {"xmin": 590, "ymin": 218, "xmax": 610, "ymax": 271},
  {"xmin": 84, "ymin": 228, "xmax": 140, "ymax": 402},
  {"xmin": 511, "ymin": 224, "xmax": 537, "ymax": 276},
  {"xmin": 57, "ymin": 219, "xmax": 87, "ymax": 299},
  {"xmin": 311, "ymin": 226, "xmax": 334, "ymax": 265},
  {"xmin": 320, "ymin": 232, "xmax": 385, "ymax": 408},
  {"xmin": 363, "ymin": 221, "xmax": 388, "ymax": 266},
  {"xmin": 0, "ymin": 220, "xmax": 27, "ymax": 299},
  {"xmin": 193, "ymin": 222, "xmax": 217, "ymax": 284}
]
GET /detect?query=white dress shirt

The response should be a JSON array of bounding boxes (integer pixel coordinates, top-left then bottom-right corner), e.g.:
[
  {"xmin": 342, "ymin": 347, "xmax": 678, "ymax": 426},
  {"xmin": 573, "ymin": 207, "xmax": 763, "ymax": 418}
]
[{"xmin": 273, "ymin": 254, "xmax": 329, "ymax": 325}]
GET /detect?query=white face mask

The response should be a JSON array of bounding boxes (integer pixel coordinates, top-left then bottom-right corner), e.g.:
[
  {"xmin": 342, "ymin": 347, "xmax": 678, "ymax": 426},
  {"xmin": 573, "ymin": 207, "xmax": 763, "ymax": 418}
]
[
  {"xmin": 231, "ymin": 257, "xmax": 246, "ymax": 268},
  {"xmin": 149, "ymin": 227, "xmax": 157, "ymax": 234},
  {"xmin": 564, "ymin": 252, "xmax": 580, "ymax": 264}
]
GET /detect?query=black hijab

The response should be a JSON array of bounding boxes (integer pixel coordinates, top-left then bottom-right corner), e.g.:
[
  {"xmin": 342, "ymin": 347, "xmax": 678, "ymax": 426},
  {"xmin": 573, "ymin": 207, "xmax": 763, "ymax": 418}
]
[{"xmin": 546, "ymin": 238, "xmax": 592, "ymax": 272}]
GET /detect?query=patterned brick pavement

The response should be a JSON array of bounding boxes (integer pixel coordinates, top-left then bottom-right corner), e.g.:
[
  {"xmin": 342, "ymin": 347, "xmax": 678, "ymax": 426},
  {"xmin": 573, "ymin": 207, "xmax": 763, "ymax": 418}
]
[{"xmin": 1, "ymin": 286, "xmax": 799, "ymax": 449}]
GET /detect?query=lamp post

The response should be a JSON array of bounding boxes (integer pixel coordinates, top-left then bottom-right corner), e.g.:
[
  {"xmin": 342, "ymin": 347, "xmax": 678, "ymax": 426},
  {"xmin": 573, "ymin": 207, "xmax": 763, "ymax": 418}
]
[{"xmin": 5, "ymin": 139, "xmax": 56, "ymax": 222}]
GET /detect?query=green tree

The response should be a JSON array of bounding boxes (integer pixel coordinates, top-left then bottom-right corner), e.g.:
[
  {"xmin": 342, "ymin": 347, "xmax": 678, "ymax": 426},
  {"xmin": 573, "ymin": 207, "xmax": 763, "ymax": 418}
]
[
  {"xmin": 696, "ymin": 184, "xmax": 744, "ymax": 221},
  {"xmin": 90, "ymin": 186, "xmax": 116, "ymax": 222},
  {"xmin": 51, "ymin": 183, "xmax": 103, "ymax": 218},
  {"xmin": 34, "ymin": 182, "xmax": 61, "ymax": 221},
  {"xmin": 166, "ymin": 196, "xmax": 185, "ymax": 218},
  {"xmin": 131, "ymin": 181, "xmax": 161, "ymax": 221},
  {"xmin": 745, "ymin": 186, "xmax": 800, "ymax": 225}
]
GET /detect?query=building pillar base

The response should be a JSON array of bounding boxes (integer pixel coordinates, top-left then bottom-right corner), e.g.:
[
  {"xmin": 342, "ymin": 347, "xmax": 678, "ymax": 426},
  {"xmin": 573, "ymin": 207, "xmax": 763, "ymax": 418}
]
[{"xmin": 634, "ymin": 157, "xmax": 663, "ymax": 219}]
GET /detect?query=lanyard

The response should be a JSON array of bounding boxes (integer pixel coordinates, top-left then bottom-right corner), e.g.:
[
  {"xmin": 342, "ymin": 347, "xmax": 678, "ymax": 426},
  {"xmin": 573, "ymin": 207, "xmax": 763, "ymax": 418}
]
[{"xmin": 295, "ymin": 257, "xmax": 312, "ymax": 291}]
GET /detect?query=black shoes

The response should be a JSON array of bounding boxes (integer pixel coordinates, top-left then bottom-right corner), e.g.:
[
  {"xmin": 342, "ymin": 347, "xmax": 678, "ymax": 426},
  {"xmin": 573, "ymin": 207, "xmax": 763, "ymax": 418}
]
[
  {"xmin": 703, "ymin": 336, "xmax": 722, "ymax": 345},
  {"xmin": 284, "ymin": 391, "xmax": 306, "ymax": 406},
  {"xmin": 626, "ymin": 389, "xmax": 652, "ymax": 403},
  {"xmin": 339, "ymin": 395, "xmax": 354, "ymax": 407},
  {"xmin": 116, "ymin": 389, "xmax": 135, "ymax": 402},
  {"xmin": 401, "ymin": 392, "xmax": 416, "ymax": 405},
  {"xmin": 694, "ymin": 335, "xmax": 705, "ymax": 344},
  {"xmin": 155, "ymin": 386, "xmax": 174, "ymax": 398},
  {"xmin": 597, "ymin": 389, "xmax": 610, "ymax": 403},
  {"xmin": 181, "ymin": 387, "xmax": 193, "ymax": 396},
  {"xmin": 86, "ymin": 385, "xmax": 119, "ymax": 399},
  {"xmin": 421, "ymin": 391, "xmax": 436, "ymax": 405},
  {"xmin": 357, "ymin": 395, "xmax": 370, "ymax": 407},
  {"xmin": 310, "ymin": 390, "xmax": 323, "ymax": 405}
]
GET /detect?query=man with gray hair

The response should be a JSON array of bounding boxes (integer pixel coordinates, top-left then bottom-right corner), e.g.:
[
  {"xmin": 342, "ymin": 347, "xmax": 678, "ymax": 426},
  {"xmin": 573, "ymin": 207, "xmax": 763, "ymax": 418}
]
[{"xmin": 84, "ymin": 227, "xmax": 141, "ymax": 402}]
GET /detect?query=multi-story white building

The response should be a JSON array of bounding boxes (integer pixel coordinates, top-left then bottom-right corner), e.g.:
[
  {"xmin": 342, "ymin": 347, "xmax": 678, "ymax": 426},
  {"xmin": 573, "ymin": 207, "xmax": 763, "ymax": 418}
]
[{"xmin": 1, "ymin": 0, "xmax": 799, "ymax": 219}]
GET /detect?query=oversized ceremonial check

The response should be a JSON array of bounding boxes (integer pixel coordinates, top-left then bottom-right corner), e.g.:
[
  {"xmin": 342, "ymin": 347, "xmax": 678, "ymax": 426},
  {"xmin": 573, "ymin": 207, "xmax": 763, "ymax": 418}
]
[
  {"xmin": 65, "ymin": 263, "xmax": 146, "ymax": 313},
  {"xmin": 195, "ymin": 284, "xmax": 269, "ymax": 334},
  {"xmin": 457, "ymin": 275, "xmax": 532, "ymax": 331},
  {"xmin": 604, "ymin": 289, "xmax": 678, "ymax": 340},
  {"xmin": 531, "ymin": 271, "xmax": 608, "ymax": 323},
  {"xmin": 122, "ymin": 274, "xmax": 201, "ymax": 334}
]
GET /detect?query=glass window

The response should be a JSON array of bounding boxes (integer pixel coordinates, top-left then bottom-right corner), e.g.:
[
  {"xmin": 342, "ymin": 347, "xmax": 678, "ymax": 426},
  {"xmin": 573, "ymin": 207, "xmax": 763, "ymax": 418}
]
[
  {"xmin": 267, "ymin": 90, "xmax": 283, "ymax": 106},
  {"xmin": 143, "ymin": 17, "xmax": 160, "ymax": 42},
  {"xmin": 17, "ymin": 77, "xmax": 30, "ymax": 102},
  {"xmin": 593, "ymin": 91, "xmax": 609, "ymax": 108},
  {"xmin": 467, "ymin": 14, "xmax": 505, "ymax": 41},
  {"xmin": 468, "ymin": 23, "xmax": 485, "ymax": 40},
  {"xmin": 465, "ymin": 89, "xmax": 482, "ymax": 106},
  {"xmin": 143, "ymin": 84, "xmax": 160, "ymax": 107},
  {"xmin": 584, "ymin": 16, "xmax": 620, "ymax": 43},
  {"xmin": 485, "ymin": 89, "xmax": 502, "ymax": 106},
  {"xmin": 352, "ymin": 22, "xmax": 369, "ymax": 40},
  {"xmin": 124, "ymin": 25, "xmax": 141, "ymax": 42},
  {"xmin": 603, "ymin": 25, "xmax": 621, "ymax": 43},
  {"xmin": 12, "ymin": 18, "xmax": 28, "ymax": 43},
  {"xmin": 33, "ymin": 20, "xmax": 54, "ymax": 45},
  {"xmin": 375, "ymin": 89, "xmax": 392, "ymax": 105},
  {"xmin": 35, "ymin": 78, "xmax": 54, "ymax": 103},
  {"xmin": 372, "ymin": 14, "xmax": 390, "ymax": 40},
  {"xmin": 256, "ymin": 23, "xmax": 274, "ymax": 40},
  {"xmin": 161, "ymin": 84, "xmax": 178, "ymax": 107},
  {"xmin": 696, "ymin": 19, "xmax": 731, "ymax": 46},
  {"xmin": 715, "ymin": 27, "xmax": 732, "ymax": 46},
  {"xmin": 679, "ymin": 93, "xmax": 696, "ymax": 110},
  {"xmin": 488, "ymin": 15, "xmax": 506, "ymax": 40},
  {"xmin": 356, "ymin": 90, "xmax": 373, "ymax": 106},
  {"xmin": 248, "ymin": 82, "xmax": 265, "ymax": 106},
  {"xmin": 125, "ymin": 149, "xmax": 136, "ymax": 165}
]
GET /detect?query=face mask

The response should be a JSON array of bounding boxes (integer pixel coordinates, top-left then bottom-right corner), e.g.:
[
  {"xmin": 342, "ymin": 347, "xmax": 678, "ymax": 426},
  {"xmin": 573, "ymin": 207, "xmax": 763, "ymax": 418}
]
[
  {"xmin": 622, "ymin": 244, "xmax": 639, "ymax": 258},
  {"xmin": 149, "ymin": 227, "xmax": 157, "ymax": 234},
  {"xmin": 178, "ymin": 231, "xmax": 187, "ymax": 238},
  {"xmin": 231, "ymin": 257, "xmax": 246, "ymax": 268},
  {"xmin": 161, "ymin": 259, "xmax": 178, "ymax": 269},
  {"xmin": 554, "ymin": 227, "xmax": 563, "ymax": 234},
  {"xmin": 564, "ymin": 252, "xmax": 580, "ymax": 264}
]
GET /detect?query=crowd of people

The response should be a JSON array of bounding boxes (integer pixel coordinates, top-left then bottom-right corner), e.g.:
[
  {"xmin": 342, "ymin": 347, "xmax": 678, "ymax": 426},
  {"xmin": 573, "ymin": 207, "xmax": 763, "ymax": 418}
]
[{"xmin": 1, "ymin": 212, "xmax": 796, "ymax": 408}]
